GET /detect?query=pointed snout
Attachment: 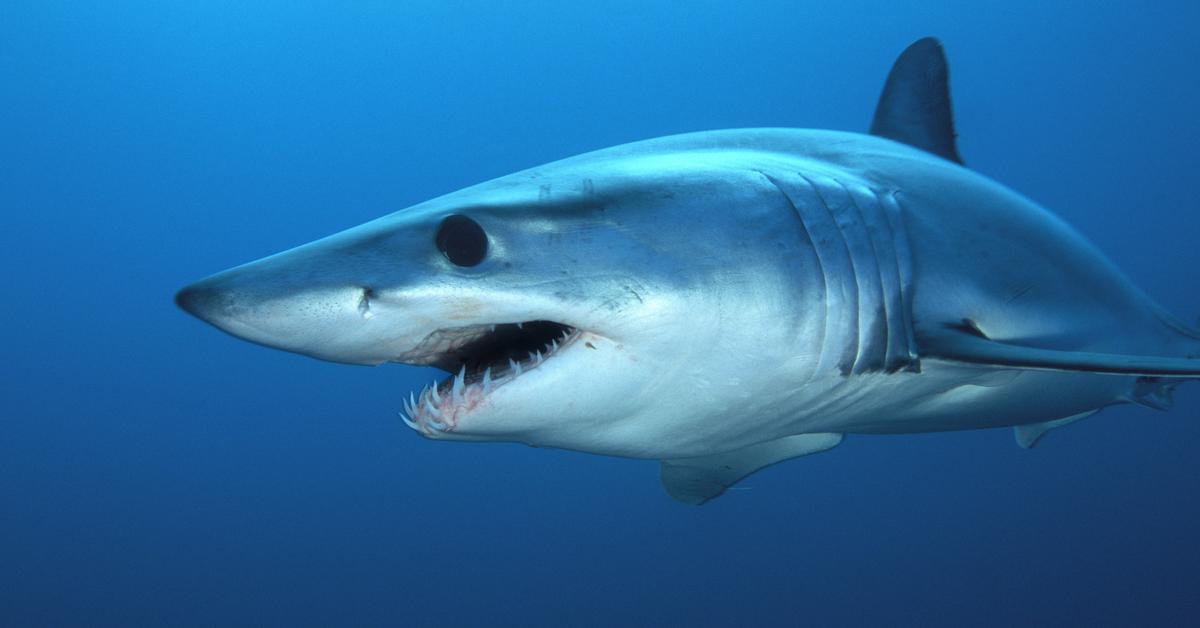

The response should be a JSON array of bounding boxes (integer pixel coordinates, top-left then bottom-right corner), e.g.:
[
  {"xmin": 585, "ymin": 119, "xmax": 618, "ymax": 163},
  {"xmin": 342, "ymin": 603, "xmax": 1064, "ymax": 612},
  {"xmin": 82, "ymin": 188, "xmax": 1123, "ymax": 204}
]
[
  {"xmin": 174, "ymin": 232, "xmax": 415, "ymax": 365},
  {"xmin": 176, "ymin": 261, "xmax": 393, "ymax": 364},
  {"xmin": 174, "ymin": 278, "xmax": 230, "ymax": 323},
  {"xmin": 175, "ymin": 206, "xmax": 451, "ymax": 365},
  {"xmin": 175, "ymin": 264, "xmax": 279, "ymax": 334}
]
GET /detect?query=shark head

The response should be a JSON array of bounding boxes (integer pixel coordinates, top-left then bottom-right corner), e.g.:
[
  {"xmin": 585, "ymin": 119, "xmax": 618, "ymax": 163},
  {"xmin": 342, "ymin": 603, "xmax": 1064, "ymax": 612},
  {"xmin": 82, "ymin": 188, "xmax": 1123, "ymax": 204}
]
[{"xmin": 177, "ymin": 143, "xmax": 826, "ymax": 457}]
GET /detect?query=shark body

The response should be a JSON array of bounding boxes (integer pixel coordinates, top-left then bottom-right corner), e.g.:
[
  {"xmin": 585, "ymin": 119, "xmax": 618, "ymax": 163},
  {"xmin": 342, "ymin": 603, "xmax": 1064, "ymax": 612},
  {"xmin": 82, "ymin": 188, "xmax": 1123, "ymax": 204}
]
[{"xmin": 177, "ymin": 39, "xmax": 1200, "ymax": 503}]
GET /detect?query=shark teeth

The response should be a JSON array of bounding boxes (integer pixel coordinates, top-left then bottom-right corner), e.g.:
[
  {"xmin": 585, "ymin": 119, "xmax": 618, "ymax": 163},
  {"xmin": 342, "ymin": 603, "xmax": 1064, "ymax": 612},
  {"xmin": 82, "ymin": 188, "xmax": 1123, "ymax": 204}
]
[
  {"xmin": 402, "ymin": 326, "xmax": 584, "ymax": 435},
  {"xmin": 452, "ymin": 365, "xmax": 466, "ymax": 404},
  {"xmin": 399, "ymin": 391, "xmax": 421, "ymax": 429}
]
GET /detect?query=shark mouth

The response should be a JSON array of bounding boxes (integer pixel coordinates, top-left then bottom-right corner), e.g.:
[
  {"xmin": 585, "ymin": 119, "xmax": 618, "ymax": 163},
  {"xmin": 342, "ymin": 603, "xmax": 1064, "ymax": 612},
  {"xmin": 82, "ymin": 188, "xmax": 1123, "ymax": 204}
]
[{"xmin": 400, "ymin": 321, "xmax": 578, "ymax": 435}]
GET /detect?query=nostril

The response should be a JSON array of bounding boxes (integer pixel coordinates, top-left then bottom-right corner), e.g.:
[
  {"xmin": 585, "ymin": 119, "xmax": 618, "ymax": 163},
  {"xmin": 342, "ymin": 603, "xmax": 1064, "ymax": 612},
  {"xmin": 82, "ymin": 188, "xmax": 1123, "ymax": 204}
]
[{"xmin": 358, "ymin": 287, "xmax": 375, "ymax": 319}]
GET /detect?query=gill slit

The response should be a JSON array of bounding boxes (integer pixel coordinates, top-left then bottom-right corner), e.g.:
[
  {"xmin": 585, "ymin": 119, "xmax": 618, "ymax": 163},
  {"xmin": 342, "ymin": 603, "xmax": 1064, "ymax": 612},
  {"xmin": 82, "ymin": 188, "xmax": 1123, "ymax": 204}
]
[
  {"xmin": 838, "ymin": 179, "xmax": 890, "ymax": 373},
  {"xmin": 801, "ymin": 174, "xmax": 860, "ymax": 375},
  {"xmin": 760, "ymin": 171, "xmax": 829, "ymax": 380}
]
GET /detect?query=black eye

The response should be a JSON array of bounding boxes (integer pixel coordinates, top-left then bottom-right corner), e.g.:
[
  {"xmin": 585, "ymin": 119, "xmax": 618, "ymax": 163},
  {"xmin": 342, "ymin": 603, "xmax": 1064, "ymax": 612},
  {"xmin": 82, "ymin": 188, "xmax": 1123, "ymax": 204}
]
[{"xmin": 435, "ymin": 214, "xmax": 488, "ymax": 267}]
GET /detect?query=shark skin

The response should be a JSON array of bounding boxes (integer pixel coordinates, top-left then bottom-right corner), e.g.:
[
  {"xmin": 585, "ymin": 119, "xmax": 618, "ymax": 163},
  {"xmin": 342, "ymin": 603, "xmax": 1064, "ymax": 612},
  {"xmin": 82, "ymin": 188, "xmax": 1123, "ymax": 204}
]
[{"xmin": 176, "ymin": 38, "xmax": 1200, "ymax": 504}]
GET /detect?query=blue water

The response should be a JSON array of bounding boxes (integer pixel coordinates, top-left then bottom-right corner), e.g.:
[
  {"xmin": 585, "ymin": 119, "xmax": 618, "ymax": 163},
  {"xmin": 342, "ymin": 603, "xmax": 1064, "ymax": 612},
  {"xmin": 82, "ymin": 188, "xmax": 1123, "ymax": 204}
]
[{"xmin": 4, "ymin": 2, "xmax": 1199, "ymax": 626}]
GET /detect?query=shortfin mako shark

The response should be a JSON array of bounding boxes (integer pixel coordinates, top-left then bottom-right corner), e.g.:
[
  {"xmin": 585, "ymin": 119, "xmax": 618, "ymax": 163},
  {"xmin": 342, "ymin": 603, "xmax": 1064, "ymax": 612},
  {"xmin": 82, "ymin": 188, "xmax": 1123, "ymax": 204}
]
[{"xmin": 177, "ymin": 38, "xmax": 1200, "ymax": 504}]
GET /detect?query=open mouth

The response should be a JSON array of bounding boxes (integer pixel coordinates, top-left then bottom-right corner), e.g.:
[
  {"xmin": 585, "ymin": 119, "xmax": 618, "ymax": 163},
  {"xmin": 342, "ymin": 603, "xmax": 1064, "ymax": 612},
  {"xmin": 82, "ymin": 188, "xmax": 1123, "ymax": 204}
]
[{"xmin": 400, "ymin": 320, "xmax": 578, "ymax": 434}]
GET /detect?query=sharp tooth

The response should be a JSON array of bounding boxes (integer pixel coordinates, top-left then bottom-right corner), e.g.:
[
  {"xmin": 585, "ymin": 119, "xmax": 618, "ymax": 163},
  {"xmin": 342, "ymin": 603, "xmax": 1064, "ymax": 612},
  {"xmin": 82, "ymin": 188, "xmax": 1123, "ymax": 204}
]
[
  {"xmin": 550, "ymin": 339, "xmax": 558, "ymax": 352},
  {"xmin": 509, "ymin": 358, "xmax": 522, "ymax": 376},
  {"xmin": 535, "ymin": 350, "xmax": 543, "ymax": 364},
  {"xmin": 482, "ymin": 367, "xmax": 492, "ymax": 392},
  {"xmin": 399, "ymin": 413, "xmax": 419, "ymax": 430},
  {"xmin": 528, "ymin": 351, "xmax": 536, "ymax": 363},
  {"xmin": 430, "ymin": 381, "xmax": 441, "ymax": 405},
  {"xmin": 517, "ymin": 322, "xmax": 523, "ymax": 329},
  {"xmin": 452, "ymin": 366, "xmax": 466, "ymax": 403},
  {"xmin": 409, "ymin": 391, "xmax": 417, "ymax": 413},
  {"xmin": 426, "ymin": 403, "xmax": 443, "ymax": 419}
]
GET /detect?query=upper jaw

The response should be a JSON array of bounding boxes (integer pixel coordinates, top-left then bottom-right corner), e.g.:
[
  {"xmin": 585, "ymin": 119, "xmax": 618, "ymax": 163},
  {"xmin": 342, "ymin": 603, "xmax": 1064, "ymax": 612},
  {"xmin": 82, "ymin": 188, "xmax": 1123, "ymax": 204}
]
[{"xmin": 394, "ymin": 320, "xmax": 576, "ymax": 372}]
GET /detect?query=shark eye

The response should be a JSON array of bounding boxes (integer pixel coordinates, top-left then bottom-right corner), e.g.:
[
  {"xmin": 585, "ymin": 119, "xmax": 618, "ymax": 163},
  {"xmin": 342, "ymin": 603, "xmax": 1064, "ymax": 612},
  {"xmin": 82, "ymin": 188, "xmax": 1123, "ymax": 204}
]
[{"xmin": 436, "ymin": 214, "xmax": 488, "ymax": 267}]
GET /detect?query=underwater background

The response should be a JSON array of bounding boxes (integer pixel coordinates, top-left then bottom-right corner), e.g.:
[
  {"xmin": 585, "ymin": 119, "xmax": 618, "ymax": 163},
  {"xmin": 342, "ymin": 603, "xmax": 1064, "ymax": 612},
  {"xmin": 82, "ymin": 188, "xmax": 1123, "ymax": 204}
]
[{"xmin": 4, "ymin": 1, "xmax": 1200, "ymax": 626}]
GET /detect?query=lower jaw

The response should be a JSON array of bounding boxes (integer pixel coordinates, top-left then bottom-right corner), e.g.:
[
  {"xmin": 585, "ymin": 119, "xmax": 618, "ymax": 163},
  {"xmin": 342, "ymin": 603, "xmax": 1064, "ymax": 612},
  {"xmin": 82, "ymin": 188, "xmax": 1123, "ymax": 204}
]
[{"xmin": 401, "ymin": 331, "xmax": 581, "ymax": 435}]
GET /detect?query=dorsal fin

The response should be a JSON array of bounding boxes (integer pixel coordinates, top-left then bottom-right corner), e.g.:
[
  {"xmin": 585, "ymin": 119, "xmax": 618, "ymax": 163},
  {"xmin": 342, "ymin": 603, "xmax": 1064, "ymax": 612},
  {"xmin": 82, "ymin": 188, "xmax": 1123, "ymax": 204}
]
[{"xmin": 870, "ymin": 37, "xmax": 963, "ymax": 164}]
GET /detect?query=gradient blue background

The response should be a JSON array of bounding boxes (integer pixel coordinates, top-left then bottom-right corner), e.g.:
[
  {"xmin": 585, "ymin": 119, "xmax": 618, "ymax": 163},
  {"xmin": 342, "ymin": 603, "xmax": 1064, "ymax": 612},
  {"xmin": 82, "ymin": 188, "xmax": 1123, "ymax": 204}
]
[{"xmin": 4, "ymin": 2, "xmax": 1199, "ymax": 626}]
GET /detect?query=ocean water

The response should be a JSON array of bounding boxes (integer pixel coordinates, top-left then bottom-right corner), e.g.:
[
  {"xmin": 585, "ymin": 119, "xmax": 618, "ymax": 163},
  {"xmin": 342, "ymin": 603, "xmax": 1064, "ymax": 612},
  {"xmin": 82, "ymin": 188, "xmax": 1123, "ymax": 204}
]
[{"xmin": 4, "ymin": 1, "xmax": 1200, "ymax": 626}]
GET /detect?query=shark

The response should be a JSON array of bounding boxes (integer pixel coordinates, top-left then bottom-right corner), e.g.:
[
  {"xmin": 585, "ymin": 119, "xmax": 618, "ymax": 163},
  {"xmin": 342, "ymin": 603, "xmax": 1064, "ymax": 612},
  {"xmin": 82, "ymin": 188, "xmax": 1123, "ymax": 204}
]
[{"xmin": 176, "ymin": 38, "xmax": 1200, "ymax": 504}]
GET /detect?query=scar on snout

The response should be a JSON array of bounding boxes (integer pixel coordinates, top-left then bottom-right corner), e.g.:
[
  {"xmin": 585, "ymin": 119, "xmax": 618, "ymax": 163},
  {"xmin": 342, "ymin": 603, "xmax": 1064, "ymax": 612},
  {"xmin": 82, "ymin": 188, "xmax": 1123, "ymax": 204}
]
[{"xmin": 585, "ymin": 342, "xmax": 596, "ymax": 350}]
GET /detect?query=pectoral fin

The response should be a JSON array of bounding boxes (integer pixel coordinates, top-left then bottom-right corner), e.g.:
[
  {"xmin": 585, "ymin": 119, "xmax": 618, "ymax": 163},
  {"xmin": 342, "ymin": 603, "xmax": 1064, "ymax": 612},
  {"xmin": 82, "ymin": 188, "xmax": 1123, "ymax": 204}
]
[
  {"xmin": 660, "ymin": 433, "xmax": 843, "ymax": 505},
  {"xmin": 918, "ymin": 323, "xmax": 1200, "ymax": 377},
  {"xmin": 1014, "ymin": 411, "xmax": 1097, "ymax": 449}
]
